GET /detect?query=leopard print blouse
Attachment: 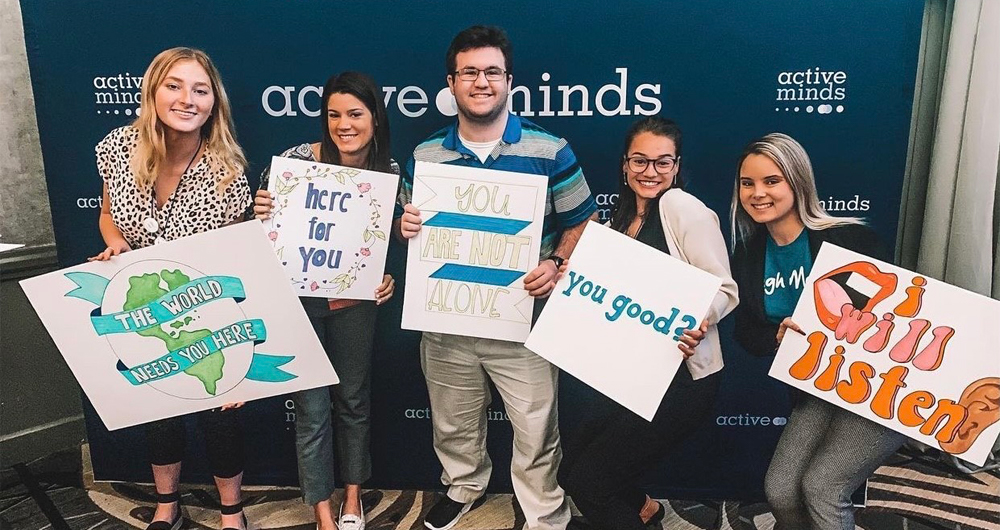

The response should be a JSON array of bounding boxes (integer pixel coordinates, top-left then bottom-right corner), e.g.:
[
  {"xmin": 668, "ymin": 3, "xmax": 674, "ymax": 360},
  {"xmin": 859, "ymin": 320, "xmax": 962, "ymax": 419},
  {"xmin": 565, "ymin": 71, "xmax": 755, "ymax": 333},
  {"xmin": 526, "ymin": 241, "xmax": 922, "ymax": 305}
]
[{"xmin": 96, "ymin": 126, "xmax": 251, "ymax": 250}]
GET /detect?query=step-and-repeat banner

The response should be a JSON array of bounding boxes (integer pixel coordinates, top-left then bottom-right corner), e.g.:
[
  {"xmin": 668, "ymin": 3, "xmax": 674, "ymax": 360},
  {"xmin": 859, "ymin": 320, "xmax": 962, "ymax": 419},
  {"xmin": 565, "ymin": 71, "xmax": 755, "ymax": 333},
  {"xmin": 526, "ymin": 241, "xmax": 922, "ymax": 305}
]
[{"xmin": 20, "ymin": 0, "xmax": 923, "ymax": 498}]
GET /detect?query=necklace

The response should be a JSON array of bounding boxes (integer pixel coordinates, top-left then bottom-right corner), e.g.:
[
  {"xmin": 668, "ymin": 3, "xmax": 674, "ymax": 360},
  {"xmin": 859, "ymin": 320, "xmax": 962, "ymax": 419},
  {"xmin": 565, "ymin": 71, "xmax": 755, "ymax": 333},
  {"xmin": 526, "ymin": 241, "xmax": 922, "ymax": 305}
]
[{"xmin": 144, "ymin": 136, "xmax": 202, "ymax": 245}]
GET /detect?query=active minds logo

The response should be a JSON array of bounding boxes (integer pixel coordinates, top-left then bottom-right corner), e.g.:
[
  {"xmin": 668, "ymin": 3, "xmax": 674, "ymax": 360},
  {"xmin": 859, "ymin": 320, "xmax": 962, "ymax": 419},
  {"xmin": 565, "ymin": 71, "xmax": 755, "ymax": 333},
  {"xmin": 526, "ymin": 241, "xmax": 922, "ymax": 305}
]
[
  {"xmin": 263, "ymin": 68, "xmax": 662, "ymax": 119},
  {"xmin": 716, "ymin": 414, "xmax": 787, "ymax": 427},
  {"xmin": 93, "ymin": 72, "xmax": 143, "ymax": 117},
  {"xmin": 775, "ymin": 67, "xmax": 847, "ymax": 115}
]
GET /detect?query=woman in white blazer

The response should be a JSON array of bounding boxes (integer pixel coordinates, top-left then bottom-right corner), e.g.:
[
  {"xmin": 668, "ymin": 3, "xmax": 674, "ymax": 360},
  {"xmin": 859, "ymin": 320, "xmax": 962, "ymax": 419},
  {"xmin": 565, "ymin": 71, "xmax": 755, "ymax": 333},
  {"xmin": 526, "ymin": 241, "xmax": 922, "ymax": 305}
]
[{"xmin": 558, "ymin": 116, "xmax": 738, "ymax": 530}]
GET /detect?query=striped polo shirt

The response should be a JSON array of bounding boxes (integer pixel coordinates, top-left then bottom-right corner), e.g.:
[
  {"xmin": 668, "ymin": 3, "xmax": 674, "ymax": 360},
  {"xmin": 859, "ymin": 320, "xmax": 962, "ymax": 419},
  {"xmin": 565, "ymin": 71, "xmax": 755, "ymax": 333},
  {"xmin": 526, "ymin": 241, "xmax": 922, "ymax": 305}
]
[{"xmin": 396, "ymin": 113, "xmax": 597, "ymax": 259}]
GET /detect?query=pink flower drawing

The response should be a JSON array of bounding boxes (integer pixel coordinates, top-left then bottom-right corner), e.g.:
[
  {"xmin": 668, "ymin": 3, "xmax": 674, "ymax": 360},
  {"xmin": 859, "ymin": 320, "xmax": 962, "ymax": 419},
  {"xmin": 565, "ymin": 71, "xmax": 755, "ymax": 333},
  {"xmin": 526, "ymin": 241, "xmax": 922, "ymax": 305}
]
[
  {"xmin": 310, "ymin": 281, "xmax": 319, "ymax": 291},
  {"xmin": 268, "ymin": 230, "xmax": 278, "ymax": 241},
  {"xmin": 357, "ymin": 182, "xmax": 372, "ymax": 193},
  {"xmin": 281, "ymin": 171, "xmax": 293, "ymax": 180},
  {"xmin": 360, "ymin": 247, "xmax": 371, "ymax": 257}
]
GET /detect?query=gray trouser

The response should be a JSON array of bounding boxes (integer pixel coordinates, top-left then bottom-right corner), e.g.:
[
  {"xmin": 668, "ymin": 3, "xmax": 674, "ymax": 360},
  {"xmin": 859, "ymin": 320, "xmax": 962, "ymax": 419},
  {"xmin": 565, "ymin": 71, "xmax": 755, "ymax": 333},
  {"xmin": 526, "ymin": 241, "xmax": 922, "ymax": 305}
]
[
  {"xmin": 421, "ymin": 332, "xmax": 570, "ymax": 530},
  {"xmin": 765, "ymin": 394, "xmax": 906, "ymax": 530},
  {"xmin": 294, "ymin": 299, "xmax": 377, "ymax": 505}
]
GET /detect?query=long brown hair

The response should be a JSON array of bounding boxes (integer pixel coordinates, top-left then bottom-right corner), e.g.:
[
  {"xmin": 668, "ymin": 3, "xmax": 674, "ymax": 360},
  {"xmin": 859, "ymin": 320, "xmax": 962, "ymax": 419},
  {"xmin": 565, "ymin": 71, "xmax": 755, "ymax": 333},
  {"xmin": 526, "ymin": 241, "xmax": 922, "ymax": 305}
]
[{"xmin": 318, "ymin": 72, "xmax": 392, "ymax": 172}]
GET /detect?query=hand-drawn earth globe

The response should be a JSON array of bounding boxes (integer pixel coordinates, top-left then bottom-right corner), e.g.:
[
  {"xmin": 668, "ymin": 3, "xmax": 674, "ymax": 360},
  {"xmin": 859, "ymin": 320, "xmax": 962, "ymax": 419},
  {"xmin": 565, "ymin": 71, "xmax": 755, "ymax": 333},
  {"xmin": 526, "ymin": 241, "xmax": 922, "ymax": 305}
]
[{"xmin": 100, "ymin": 260, "xmax": 253, "ymax": 400}]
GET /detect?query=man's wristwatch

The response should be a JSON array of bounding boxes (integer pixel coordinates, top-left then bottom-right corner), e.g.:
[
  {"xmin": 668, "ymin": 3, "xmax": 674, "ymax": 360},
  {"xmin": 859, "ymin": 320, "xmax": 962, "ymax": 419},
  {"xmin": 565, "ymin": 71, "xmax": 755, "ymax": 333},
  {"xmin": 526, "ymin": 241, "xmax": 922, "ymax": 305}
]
[{"xmin": 546, "ymin": 255, "xmax": 565, "ymax": 268}]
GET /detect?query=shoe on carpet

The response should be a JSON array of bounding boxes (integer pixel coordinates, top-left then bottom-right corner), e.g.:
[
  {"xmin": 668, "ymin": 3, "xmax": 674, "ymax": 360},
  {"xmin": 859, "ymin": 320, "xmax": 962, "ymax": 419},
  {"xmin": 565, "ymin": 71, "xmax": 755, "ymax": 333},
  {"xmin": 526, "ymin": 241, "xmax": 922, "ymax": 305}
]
[
  {"xmin": 146, "ymin": 491, "xmax": 184, "ymax": 530},
  {"xmin": 423, "ymin": 495, "xmax": 473, "ymax": 530},
  {"xmin": 339, "ymin": 495, "xmax": 365, "ymax": 530}
]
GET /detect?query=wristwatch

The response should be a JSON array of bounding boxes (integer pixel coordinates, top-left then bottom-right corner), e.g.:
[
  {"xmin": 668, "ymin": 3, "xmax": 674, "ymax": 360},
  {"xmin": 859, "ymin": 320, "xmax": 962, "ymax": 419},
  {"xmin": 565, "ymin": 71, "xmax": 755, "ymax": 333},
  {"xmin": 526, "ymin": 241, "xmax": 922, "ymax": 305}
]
[{"xmin": 546, "ymin": 255, "xmax": 565, "ymax": 268}]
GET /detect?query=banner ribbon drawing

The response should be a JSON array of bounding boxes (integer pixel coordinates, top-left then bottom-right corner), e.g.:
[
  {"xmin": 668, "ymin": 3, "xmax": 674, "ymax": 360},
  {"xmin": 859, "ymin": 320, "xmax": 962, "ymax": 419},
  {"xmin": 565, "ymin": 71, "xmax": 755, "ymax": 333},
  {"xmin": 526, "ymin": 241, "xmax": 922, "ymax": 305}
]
[
  {"xmin": 115, "ymin": 318, "xmax": 295, "ymax": 385},
  {"xmin": 84, "ymin": 275, "xmax": 246, "ymax": 335},
  {"xmin": 424, "ymin": 212, "xmax": 530, "ymax": 235},
  {"xmin": 65, "ymin": 271, "xmax": 296, "ymax": 386}
]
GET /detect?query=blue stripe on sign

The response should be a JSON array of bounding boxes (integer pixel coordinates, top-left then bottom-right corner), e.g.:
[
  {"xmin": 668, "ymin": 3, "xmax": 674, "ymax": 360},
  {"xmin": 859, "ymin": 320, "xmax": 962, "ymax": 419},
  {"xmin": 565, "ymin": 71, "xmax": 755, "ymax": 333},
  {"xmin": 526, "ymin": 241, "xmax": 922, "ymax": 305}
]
[
  {"xmin": 424, "ymin": 212, "xmax": 530, "ymax": 235},
  {"xmin": 430, "ymin": 264, "xmax": 524, "ymax": 287}
]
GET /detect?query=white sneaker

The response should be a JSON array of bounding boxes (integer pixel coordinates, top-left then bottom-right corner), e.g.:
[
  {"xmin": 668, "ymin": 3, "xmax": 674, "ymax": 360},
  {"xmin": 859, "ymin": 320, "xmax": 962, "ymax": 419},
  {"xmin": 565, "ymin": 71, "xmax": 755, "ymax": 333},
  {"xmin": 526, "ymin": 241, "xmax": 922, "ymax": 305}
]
[{"xmin": 339, "ymin": 496, "xmax": 365, "ymax": 530}]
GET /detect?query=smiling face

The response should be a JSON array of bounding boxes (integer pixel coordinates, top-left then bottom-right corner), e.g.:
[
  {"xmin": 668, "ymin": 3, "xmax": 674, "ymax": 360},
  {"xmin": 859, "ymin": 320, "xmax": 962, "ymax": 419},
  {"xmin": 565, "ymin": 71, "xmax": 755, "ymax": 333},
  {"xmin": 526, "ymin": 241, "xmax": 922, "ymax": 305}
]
[
  {"xmin": 448, "ymin": 46, "xmax": 510, "ymax": 125},
  {"xmin": 623, "ymin": 131, "xmax": 679, "ymax": 210},
  {"xmin": 153, "ymin": 59, "xmax": 214, "ymax": 136},
  {"xmin": 326, "ymin": 92, "xmax": 374, "ymax": 162},
  {"xmin": 738, "ymin": 153, "xmax": 799, "ymax": 228}
]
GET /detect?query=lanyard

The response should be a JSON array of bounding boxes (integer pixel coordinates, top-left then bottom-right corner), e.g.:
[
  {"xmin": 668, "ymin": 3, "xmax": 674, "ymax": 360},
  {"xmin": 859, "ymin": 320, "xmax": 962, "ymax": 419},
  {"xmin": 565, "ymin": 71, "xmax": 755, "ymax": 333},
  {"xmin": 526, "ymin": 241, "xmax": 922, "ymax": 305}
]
[{"xmin": 143, "ymin": 136, "xmax": 202, "ymax": 245}]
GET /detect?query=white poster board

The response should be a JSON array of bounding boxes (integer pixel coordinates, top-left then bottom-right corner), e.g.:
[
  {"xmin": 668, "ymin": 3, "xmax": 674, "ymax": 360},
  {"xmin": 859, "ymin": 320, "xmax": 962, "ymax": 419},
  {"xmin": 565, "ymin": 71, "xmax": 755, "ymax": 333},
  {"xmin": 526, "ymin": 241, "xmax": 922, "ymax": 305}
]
[
  {"xmin": 401, "ymin": 161, "xmax": 546, "ymax": 342},
  {"xmin": 771, "ymin": 243, "xmax": 1000, "ymax": 466},
  {"xmin": 525, "ymin": 222, "xmax": 723, "ymax": 421},
  {"xmin": 265, "ymin": 156, "xmax": 399, "ymax": 299},
  {"xmin": 20, "ymin": 222, "xmax": 338, "ymax": 430},
  {"xmin": 0, "ymin": 243, "xmax": 25, "ymax": 253}
]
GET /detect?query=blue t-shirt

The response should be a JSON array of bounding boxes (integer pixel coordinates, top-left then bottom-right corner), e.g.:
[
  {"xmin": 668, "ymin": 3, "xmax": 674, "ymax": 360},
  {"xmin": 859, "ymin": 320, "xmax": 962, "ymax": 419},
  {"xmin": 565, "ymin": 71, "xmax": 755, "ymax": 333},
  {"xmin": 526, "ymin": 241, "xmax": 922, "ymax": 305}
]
[{"xmin": 763, "ymin": 230, "xmax": 812, "ymax": 324}]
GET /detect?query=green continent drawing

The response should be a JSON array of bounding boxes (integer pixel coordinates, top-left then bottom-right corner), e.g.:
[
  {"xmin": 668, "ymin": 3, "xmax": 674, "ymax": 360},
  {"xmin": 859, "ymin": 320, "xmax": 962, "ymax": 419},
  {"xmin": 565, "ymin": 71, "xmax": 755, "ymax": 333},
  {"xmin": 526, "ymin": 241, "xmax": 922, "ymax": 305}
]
[{"xmin": 123, "ymin": 270, "xmax": 225, "ymax": 395}]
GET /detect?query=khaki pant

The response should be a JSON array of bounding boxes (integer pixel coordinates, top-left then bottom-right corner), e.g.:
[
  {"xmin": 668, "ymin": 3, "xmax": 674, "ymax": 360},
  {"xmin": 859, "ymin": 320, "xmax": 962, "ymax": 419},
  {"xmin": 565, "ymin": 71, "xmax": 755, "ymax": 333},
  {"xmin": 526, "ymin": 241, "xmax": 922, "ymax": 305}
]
[{"xmin": 420, "ymin": 332, "xmax": 570, "ymax": 530}]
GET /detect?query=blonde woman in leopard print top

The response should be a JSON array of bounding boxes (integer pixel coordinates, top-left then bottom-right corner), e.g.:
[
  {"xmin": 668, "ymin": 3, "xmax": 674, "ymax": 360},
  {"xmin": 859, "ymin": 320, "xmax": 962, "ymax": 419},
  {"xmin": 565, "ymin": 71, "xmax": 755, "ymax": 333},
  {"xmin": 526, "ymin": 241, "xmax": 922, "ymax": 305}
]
[{"xmin": 91, "ymin": 47, "xmax": 252, "ymax": 530}]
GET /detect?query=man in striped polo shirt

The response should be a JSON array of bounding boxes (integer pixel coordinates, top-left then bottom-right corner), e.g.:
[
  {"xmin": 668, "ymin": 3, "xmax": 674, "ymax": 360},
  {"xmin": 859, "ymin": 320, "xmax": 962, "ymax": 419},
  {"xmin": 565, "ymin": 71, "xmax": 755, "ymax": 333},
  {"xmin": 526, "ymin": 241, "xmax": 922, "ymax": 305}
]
[{"xmin": 393, "ymin": 25, "xmax": 597, "ymax": 530}]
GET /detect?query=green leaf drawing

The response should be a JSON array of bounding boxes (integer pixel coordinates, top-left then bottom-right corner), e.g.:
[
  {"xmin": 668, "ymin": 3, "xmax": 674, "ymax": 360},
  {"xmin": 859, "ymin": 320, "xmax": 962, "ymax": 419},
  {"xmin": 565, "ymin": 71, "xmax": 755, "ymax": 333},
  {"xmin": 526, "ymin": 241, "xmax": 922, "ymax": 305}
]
[
  {"xmin": 363, "ymin": 229, "xmax": 373, "ymax": 243},
  {"xmin": 372, "ymin": 230, "xmax": 386, "ymax": 241},
  {"xmin": 333, "ymin": 168, "xmax": 359, "ymax": 185}
]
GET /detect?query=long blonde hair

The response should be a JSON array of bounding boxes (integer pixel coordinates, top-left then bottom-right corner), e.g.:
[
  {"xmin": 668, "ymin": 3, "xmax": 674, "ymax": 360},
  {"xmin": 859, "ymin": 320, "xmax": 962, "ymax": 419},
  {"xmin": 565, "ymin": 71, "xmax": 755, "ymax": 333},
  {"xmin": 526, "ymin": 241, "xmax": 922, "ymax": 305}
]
[
  {"xmin": 730, "ymin": 132, "xmax": 864, "ymax": 248},
  {"xmin": 131, "ymin": 47, "xmax": 246, "ymax": 192}
]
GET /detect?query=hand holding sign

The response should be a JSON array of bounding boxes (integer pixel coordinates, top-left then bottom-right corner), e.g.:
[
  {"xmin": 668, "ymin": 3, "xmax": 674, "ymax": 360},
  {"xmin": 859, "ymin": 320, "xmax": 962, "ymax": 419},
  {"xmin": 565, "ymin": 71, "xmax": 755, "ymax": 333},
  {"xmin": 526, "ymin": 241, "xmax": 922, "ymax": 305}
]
[
  {"xmin": 399, "ymin": 203, "xmax": 423, "ymax": 239},
  {"xmin": 678, "ymin": 321, "xmax": 709, "ymax": 358},
  {"xmin": 523, "ymin": 258, "xmax": 560, "ymax": 297}
]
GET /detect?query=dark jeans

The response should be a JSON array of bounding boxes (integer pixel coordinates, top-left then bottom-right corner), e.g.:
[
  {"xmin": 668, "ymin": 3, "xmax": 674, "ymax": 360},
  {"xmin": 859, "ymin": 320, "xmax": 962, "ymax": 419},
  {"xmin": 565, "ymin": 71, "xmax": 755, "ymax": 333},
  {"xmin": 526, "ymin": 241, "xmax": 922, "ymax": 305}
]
[
  {"xmin": 559, "ymin": 364, "xmax": 719, "ymax": 530},
  {"xmin": 145, "ymin": 407, "xmax": 244, "ymax": 479},
  {"xmin": 294, "ymin": 299, "xmax": 377, "ymax": 505}
]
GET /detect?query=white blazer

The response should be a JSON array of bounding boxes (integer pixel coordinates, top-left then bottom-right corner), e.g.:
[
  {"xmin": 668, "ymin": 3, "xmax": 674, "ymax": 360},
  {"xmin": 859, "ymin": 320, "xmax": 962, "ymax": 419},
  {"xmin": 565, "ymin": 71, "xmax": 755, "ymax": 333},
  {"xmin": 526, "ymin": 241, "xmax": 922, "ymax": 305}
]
[{"xmin": 655, "ymin": 189, "xmax": 739, "ymax": 379}]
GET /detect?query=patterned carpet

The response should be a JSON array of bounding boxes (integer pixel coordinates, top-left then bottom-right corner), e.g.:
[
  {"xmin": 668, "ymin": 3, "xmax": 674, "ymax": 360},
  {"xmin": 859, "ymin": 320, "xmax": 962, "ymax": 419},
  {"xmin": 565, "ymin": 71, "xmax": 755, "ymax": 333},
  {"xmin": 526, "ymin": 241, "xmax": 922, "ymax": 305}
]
[{"xmin": 2, "ymin": 446, "xmax": 997, "ymax": 530}]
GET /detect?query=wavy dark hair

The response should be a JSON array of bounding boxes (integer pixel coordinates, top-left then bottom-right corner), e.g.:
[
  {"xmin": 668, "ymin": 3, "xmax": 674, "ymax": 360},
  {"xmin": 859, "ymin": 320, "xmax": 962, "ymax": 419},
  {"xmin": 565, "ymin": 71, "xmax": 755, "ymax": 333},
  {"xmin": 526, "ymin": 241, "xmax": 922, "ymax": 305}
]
[
  {"xmin": 609, "ymin": 116, "xmax": 684, "ymax": 234},
  {"xmin": 318, "ymin": 71, "xmax": 392, "ymax": 172}
]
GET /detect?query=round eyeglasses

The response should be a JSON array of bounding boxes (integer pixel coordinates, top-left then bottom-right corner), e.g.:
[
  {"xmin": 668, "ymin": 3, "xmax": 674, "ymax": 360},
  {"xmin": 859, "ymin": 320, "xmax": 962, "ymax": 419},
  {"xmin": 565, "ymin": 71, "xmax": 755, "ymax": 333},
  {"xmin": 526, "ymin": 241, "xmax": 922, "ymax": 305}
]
[{"xmin": 625, "ymin": 155, "xmax": 679, "ymax": 174}]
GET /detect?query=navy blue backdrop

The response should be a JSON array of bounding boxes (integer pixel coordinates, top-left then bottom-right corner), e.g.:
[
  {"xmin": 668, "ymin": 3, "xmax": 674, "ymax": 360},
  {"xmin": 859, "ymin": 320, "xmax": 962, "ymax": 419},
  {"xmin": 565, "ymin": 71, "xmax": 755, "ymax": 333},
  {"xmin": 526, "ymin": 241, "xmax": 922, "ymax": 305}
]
[{"xmin": 20, "ymin": 0, "xmax": 923, "ymax": 499}]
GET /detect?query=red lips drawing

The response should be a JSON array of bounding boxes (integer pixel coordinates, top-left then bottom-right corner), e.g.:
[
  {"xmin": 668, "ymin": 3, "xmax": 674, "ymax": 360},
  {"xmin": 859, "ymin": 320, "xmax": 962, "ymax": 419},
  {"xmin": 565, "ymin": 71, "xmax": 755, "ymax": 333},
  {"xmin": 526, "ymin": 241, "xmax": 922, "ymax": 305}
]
[{"xmin": 813, "ymin": 261, "xmax": 898, "ymax": 332}]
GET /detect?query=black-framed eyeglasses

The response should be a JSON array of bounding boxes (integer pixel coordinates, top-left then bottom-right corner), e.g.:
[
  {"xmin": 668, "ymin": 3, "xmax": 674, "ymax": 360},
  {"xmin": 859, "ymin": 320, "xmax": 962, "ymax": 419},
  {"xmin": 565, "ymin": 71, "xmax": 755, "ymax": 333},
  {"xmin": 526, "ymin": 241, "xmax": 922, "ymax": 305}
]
[
  {"xmin": 453, "ymin": 67, "xmax": 508, "ymax": 82},
  {"xmin": 625, "ymin": 155, "xmax": 679, "ymax": 174}
]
